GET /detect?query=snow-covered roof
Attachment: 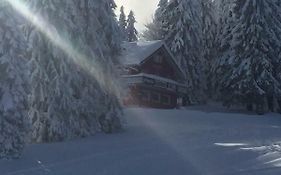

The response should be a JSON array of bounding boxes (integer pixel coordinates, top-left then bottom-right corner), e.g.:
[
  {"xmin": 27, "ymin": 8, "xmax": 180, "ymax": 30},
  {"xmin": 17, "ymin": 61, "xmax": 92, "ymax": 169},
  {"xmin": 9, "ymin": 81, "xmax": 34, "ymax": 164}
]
[
  {"xmin": 119, "ymin": 40, "xmax": 164, "ymax": 66},
  {"xmin": 119, "ymin": 40, "xmax": 186, "ymax": 80}
]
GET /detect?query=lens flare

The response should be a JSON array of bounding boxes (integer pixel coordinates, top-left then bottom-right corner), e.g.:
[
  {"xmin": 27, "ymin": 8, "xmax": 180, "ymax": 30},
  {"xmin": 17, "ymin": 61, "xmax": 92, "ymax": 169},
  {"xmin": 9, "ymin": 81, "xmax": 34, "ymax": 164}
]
[{"xmin": 6, "ymin": 0, "xmax": 117, "ymax": 95}]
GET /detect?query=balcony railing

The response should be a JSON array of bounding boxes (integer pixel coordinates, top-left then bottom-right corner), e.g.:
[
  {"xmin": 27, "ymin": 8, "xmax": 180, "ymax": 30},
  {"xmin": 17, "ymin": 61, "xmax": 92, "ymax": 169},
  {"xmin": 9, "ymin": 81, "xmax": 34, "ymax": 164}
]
[{"xmin": 122, "ymin": 73, "xmax": 188, "ymax": 94}]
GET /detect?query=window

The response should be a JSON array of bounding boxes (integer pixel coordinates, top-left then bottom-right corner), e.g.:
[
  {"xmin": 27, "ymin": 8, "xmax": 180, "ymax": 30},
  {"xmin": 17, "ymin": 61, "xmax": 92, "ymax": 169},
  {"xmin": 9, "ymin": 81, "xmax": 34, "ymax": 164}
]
[
  {"xmin": 151, "ymin": 92, "xmax": 160, "ymax": 103},
  {"xmin": 161, "ymin": 95, "xmax": 171, "ymax": 105}
]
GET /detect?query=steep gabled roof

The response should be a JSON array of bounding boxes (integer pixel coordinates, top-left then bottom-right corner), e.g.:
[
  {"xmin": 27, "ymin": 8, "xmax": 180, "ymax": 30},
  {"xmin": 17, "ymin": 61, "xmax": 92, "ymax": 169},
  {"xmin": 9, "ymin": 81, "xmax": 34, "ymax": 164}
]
[
  {"xmin": 119, "ymin": 40, "xmax": 185, "ymax": 80},
  {"xmin": 119, "ymin": 40, "xmax": 164, "ymax": 66}
]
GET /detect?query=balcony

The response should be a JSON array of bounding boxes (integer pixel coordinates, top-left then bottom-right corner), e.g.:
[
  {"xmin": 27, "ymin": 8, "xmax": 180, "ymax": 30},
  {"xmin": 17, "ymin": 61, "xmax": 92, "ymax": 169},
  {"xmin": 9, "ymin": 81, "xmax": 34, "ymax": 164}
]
[{"xmin": 122, "ymin": 73, "xmax": 188, "ymax": 95}]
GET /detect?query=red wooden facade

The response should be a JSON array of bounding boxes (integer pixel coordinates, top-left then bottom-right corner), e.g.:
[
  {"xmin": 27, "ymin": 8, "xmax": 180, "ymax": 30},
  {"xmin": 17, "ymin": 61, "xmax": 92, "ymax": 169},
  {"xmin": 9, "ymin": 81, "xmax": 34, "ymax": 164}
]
[
  {"xmin": 124, "ymin": 85, "xmax": 179, "ymax": 109},
  {"xmin": 120, "ymin": 41, "xmax": 188, "ymax": 109}
]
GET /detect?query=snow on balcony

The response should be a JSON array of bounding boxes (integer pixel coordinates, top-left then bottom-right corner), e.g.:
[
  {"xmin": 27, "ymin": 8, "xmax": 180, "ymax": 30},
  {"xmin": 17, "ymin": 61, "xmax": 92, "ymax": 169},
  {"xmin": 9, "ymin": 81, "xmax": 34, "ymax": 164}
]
[{"xmin": 122, "ymin": 73, "xmax": 188, "ymax": 94}]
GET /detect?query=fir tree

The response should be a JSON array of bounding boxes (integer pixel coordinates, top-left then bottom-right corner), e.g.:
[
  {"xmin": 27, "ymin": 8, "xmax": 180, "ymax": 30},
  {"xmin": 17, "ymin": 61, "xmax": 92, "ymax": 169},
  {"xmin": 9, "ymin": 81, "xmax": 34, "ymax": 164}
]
[
  {"xmin": 142, "ymin": 0, "xmax": 168, "ymax": 40},
  {"xmin": 103, "ymin": 0, "xmax": 122, "ymax": 56},
  {"xmin": 118, "ymin": 6, "xmax": 127, "ymax": 40},
  {"xmin": 126, "ymin": 10, "xmax": 138, "ymax": 42},
  {"xmin": 0, "ymin": 2, "xmax": 29, "ymax": 159},
  {"xmin": 216, "ymin": 0, "xmax": 281, "ymax": 112},
  {"xmin": 73, "ymin": 0, "xmax": 122, "ymax": 133},
  {"xmin": 275, "ymin": 0, "xmax": 281, "ymax": 112},
  {"xmin": 26, "ymin": 0, "xmax": 78, "ymax": 142},
  {"xmin": 200, "ymin": 0, "xmax": 217, "ymax": 98},
  {"xmin": 165, "ymin": 0, "xmax": 205, "ymax": 103},
  {"xmin": 216, "ymin": 0, "xmax": 236, "ymax": 53},
  {"xmin": 212, "ymin": 0, "xmax": 236, "ymax": 98},
  {"xmin": 142, "ymin": 19, "xmax": 163, "ymax": 41},
  {"xmin": 26, "ymin": 0, "xmax": 122, "ymax": 142},
  {"xmin": 155, "ymin": 0, "xmax": 168, "ymax": 23}
]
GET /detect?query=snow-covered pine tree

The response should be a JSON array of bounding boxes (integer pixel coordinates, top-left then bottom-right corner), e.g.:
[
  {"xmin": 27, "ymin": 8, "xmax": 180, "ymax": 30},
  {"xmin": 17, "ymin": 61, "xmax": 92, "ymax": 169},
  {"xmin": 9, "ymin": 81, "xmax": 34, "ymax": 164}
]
[
  {"xmin": 272, "ymin": 0, "xmax": 281, "ymax": 112},
  {"xmin": 26, "ymin": 0, "xmax": 81, "ymax": 142},
  {"xmin": 155, "ymin": 0, "xmax": 168, "ymax": 25},
  {"xmin": 88, "ymin": 0, "xmax": 123, "ymax": 129},
  {"xmin": 200, "ymin": 0, "xmax": 218, "ymax": 98},
  {"xmin": 216, "ymin": 0, "xmax": 281, "ymax": 112},
  {"xmin": 142, "ymin": 19, "xmax": 163, "ymax": 41},
  {"xmin": 164, "ymin": 0, "xmax": 205, "ymax": 103},
  {"xmin": 272, "ymin": 1, "xmax": 281, "ymax": 113},
  {"xmin": 126, "ymin": 10, "xmax": 138, "ymax": 42},
  {"xmin": 212, "ymin": 0, "xmax": 236, "ymax": 99},
  {"xmin": 56, "ymin": 0, "xmax": 100, "ymax": 138},
  {"xmin": 142, "ymin": 0, "xmax": 168, "ymax": 40},
  {"xmin": 72, "ymin": 0, "xmax": 122, "ymax": 134},
  {"xmin": 118, "ymin": 6, "xmax": 127, "ymax": 40},
  {"xmin": 216, "ymin": 0, "xmax": 236, "ymax": 53},
  {"xmin": 26, "ymin": 0, "xmax": 122, "ymax": 142},
  {"xmin": 94, "ymin": 0, "xmax": 122, "ymax": 62},
  {"xmin": 0, "ymin": 1, "xmax": 29, "ymax": 159}
]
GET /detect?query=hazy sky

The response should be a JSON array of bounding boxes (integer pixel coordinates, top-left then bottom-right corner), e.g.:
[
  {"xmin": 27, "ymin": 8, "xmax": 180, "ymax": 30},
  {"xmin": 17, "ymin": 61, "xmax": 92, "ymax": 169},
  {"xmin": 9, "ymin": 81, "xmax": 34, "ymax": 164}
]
[{"xmin": 115, "ymin": 0, "xmax": 159, "ymax": 31}]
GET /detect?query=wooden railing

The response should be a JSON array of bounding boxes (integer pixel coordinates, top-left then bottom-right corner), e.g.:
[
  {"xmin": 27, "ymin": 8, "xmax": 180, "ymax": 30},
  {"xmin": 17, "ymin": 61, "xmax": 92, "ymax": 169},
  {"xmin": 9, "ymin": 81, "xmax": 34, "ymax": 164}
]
[{"xmin": 122, "ymin": 73, "xmax": 188, "ymax": 94}]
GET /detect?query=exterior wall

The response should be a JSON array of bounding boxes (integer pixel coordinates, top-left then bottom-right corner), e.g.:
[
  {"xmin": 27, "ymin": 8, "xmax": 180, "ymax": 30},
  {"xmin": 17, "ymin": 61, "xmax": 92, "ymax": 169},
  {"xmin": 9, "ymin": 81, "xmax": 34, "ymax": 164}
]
[
  {"xmin": 140, "ymin": 49, "xmax": 179, "ymax": 81},
  {"xmin": 123, "ymin": 85, "xmax": 178, "ymax": 109},
  {"xmin": 122, "ymin": 46, "xmax": 186, "ymax": 109}
]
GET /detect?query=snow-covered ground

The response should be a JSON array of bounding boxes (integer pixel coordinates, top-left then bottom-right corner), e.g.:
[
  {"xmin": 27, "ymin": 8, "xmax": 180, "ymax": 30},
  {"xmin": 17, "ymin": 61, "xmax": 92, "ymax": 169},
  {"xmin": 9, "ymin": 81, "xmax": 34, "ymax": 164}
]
[{"xmin": 1, "ymin": 107, "xmax": 281, "ymax": 175}]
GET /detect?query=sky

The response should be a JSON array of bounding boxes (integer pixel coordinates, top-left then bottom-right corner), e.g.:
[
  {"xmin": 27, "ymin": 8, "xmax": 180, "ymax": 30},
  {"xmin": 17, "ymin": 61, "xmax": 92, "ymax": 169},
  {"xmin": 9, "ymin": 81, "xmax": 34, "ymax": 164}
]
[{"xmin": 115, "ymin": 0, "xmax": 159, "ymax": 32}]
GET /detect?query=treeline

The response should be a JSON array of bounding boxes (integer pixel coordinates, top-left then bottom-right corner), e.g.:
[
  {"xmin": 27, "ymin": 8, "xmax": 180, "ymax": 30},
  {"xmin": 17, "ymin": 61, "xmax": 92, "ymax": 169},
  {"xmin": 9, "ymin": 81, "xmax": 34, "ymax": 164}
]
[
  {"xmin": 0, "ymin": 0, "xmax": 122, "ymax": 159},
  {"xmin": 143, "ymin": 0, "xmax": 281, "ymax": 114},
  {"xmin": 118, "ymin": 6, "xmax": 138, "ymax": 42}
]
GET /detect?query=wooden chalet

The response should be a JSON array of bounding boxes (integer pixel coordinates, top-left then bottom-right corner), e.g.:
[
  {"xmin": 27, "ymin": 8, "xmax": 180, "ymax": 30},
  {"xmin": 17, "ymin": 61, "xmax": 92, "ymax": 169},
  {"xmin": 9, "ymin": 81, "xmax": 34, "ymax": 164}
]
[{"xmin": 119, "ymin": 40, "xmax": 188, "ymax": 109}]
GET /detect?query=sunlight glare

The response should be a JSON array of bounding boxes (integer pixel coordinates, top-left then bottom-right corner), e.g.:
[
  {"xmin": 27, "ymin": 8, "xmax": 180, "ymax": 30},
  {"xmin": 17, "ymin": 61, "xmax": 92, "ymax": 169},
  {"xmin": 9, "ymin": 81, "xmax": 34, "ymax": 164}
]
[
  {"xmin": 6, "ymin": 0, "xmax": 116, "ymax": 95},
  {"xmin": 215, "ymin": 143, "xmax": 249, "ymax": 147}
]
